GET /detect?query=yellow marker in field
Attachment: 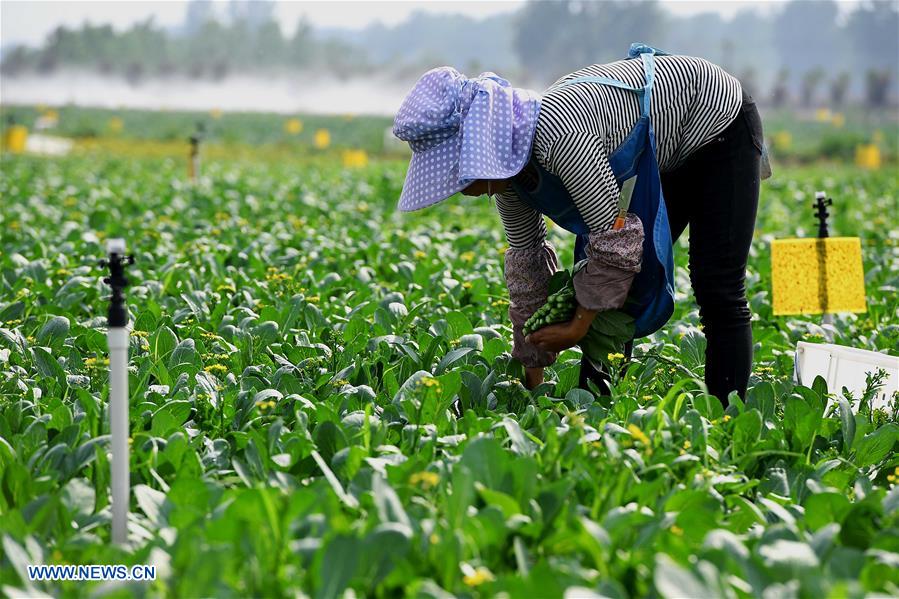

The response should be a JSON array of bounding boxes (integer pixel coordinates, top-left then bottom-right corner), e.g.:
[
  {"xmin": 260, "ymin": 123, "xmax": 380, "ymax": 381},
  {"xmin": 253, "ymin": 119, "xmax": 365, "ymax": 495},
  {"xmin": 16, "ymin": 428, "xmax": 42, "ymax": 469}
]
[
  {"xmin": 341, "ymin": 149, "xmax": 368, "ymax": 168},
  {"xmin": 855, "ymin": 144, "xmax": 881, "ymax": 170},
  {"xmin": 285, "ymin": 118, "xmax": 303, "ymax": 135},
  {"xmin": 108, "ymin": 117, "xmax": 124, "ymax": 133},
  {"xmin": 314, "ymin": 129, "xmax": 331, "ymax": 149},
  {"xmin": 771, "ymin": 237, "xmax": 866, "ymax": 315},
  {"xmin": 772, "ymin": 130, "xmax": 792, "ymax": 152},
  {"xmin": 3, "ymin": 125, "xmax": 28, "ymax": 153}
]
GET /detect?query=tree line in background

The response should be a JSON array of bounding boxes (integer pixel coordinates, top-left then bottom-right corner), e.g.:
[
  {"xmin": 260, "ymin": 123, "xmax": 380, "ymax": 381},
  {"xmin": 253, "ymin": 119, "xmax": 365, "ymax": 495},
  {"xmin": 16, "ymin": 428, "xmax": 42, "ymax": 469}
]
[
  {"xmin": 2, "ymin": 0, "xmax": 896, "ymax": 108},
  {"xmin": 513, "ymin": 0, "xmax": 897, "ymax": 109}
]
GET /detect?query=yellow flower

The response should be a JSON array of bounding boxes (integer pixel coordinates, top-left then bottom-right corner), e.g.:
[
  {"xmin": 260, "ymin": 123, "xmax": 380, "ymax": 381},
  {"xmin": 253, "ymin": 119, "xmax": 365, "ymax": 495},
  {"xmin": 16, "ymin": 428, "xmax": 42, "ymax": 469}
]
[
  {"xmin": 723, "ymin": 414, "xmax": 732, "ymax": 423},
  {"xmin": 607, "ymin": 352, "xmax": 625, "ymax": 364},
  {"xmin": 84, "ymin": 356, "xmax": 110, "ymax": 370},
  {"xmin": 460, "ymin": 251, "xmax": 475, "ymax": 262},
  {"xmin": 306, "ymin": 295, "xmax": 320, "ymax": 304},
  {"xmin": 284, "ymin": 118, "xmax": 303, "ymax": 135},
  {"xmin": 420, "ymin": 376, "xmax": 442, "ymax": 391},
  {"xmin": 682, "ymin": 440, "xmax": 691, "ymax": 450},
  {"xmin": 130, "ymin": 330, "xmax": 149, "ymax": 338},
  {"xmin": 204, "ymin": 364, "xmax": 228, "ymax": 375},
  {"xmin": 463, "ymin": 566, "xmax": 495, "ymax": 587},
  {"xmin": 409, "ymin": 471, "xmax": 440, "ymax": 490},
  {"xmin": 671, "ymin": 525, "xmax": 684, "ymax": 537},
  {"xmin": 627, "ymin": 424, "xmax": 650, "ymax": 446},
  {"xmin": 413, "ymin": 250, "xmax": 427, "ymax": 259},
  {"xmin": 462, "ymin": 281, "xmax": 473, "ymax": 289}
]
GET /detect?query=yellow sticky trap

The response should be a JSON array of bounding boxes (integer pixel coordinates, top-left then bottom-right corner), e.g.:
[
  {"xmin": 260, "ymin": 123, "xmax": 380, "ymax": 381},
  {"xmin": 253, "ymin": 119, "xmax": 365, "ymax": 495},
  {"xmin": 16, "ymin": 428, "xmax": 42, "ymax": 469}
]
[
  {"xmin": 771, "ymin": 237, "xmax": 866, "ymax": 315},
  {"xmin": 341, "ymin": 149, "xmax": 368, "ymax": 168},
  {"xmin": 3, "ymin": 125, "xmax": 28, "ymax": 153},
  {"xmin": 314, "ymin": 129, "xmax": 331, "ymax": 149}
]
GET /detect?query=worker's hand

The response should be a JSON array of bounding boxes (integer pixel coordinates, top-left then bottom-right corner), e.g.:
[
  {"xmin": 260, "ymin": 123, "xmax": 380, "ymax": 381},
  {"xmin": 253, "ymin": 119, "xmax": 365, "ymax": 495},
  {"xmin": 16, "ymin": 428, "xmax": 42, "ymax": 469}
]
[
  {"xmin": 525, "ymin": 320, "xmax": 587, "ymax": 353},
  {"xmin": 524, "ymin": 367, "xmax": 544, "ymax": 390}
]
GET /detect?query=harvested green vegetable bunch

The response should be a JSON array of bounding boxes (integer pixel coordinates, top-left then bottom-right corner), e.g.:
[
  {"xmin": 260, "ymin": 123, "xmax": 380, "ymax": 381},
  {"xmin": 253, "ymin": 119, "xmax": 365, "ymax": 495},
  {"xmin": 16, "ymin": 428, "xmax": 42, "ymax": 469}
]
[
  {"xmin": 523, "ymin": 287, "xmax": 575, "ymax": 336},
  {"xmin": 524, "ymin": 264, "xmax": 636, "ymax": 367}
]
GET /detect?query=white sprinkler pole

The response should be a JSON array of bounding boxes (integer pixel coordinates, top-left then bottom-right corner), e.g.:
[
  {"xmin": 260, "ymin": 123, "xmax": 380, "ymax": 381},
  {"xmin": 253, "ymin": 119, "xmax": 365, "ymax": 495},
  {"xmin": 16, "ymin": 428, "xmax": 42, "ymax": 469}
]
[{"xmin": 103, "ymin": 238, "xmax": 134, "ymax": 545}]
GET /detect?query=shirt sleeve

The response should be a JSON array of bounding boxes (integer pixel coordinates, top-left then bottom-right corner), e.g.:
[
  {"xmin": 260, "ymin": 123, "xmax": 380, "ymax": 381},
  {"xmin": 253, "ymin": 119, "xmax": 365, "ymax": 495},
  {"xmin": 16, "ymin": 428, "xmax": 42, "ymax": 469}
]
[
  {"xmin": 493, "ymin": 188, "xmax": 560, "ymax": 368},
  {"xmin": 494, "ymin": 188, "xmax": 546, "ymax": 250}
]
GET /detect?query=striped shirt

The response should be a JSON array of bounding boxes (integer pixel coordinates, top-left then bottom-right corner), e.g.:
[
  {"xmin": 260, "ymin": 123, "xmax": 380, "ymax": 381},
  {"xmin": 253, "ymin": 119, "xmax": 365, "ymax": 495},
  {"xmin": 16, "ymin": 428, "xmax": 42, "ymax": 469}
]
[{"xmin": 495, "ymin": 55, "xmax": 742, "ymax": 249}]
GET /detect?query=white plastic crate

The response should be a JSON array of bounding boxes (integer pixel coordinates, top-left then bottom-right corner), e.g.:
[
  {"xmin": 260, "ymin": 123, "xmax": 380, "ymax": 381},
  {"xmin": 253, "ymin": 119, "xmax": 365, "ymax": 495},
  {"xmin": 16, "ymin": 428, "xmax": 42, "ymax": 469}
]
[{"xmin": 794, "ymin": 342, "xmax": 898, "ymax": 411}]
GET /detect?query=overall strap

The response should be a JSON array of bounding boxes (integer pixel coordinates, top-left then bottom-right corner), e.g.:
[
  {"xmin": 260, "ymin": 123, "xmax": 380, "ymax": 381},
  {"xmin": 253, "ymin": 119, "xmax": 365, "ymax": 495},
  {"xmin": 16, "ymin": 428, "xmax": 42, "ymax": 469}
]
[
  {"xmin": 556, "ymin": 46, "xmax": 658, "ymax": 118},
  {"xmin": 638, "ymin": 52, "xmax": 655, "ymax": 117}
]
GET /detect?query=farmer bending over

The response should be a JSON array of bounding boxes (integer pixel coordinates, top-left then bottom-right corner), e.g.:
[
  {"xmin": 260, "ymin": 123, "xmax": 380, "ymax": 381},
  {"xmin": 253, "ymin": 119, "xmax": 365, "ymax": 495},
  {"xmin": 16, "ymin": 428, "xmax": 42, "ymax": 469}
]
[{"xmin": 393, "ymin": 44, "xmax": 768, "ymax": 406}]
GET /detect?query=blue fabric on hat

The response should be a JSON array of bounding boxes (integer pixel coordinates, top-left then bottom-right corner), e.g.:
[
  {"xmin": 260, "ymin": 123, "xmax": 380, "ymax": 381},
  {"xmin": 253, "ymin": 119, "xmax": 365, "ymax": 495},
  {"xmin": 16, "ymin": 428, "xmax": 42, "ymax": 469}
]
[{"xmin": 393, "ymin": 66, "xmax": 540, "ymax": 212}]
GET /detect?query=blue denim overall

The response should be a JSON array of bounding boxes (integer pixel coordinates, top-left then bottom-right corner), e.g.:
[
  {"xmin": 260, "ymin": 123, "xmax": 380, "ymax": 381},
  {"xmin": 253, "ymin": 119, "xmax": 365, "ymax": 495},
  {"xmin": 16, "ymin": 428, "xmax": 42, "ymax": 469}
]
[{"xmin": 508, "ymin": 43, "xmax": 675, "ymax": 339}]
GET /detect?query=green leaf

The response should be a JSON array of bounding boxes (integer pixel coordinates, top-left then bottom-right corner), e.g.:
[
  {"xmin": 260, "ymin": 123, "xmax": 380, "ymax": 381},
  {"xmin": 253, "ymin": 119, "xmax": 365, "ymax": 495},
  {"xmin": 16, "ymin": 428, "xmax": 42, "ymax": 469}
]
[
  {"xmin": 884, "ymin": 485, "xmax": 899, "ymax": 516},
  {"xmin": 653, "ymin": 555, "xmax": 716, "ymax": 599},
  {"xmin": 134, "ymin": 484, "xmax": 166, "ymax": 526},
  {"xmin": 444, "ymin": 311, "xmax": 472, "ymax": 340},
  {"xmin": 476, "ymin": 483, "xmax": 522, "ymax": 519},
  {"xmin": 37, "ymin": 316, "xmax": 70, "ymax": 348},
  {"xmin": 803, "ymin": 492, "xmax": 851, "ymax": 531},
  {"xmin": 746, "ymin": 381, "xmax": 775, "ymax": 422},
  {"xmin": 757, "ymin": 539, "xmax": 820, "ymax": 569},
  {"xmin": 731, "ymin": 409, "xmax": 762, "ymax": 458},
  {"xmin": 169, "ymin": 338, "xmax": 197, "ymax": 367},
  {"xmin": 372, "ymin": 474, "xmax": 411, "ymax": 529},
  {"xmin": 31, "ymin": 347, "xmax": 67, "ymax": 388},
  {"xmin": 839, "ymin": 496, "xmax": 883, "ymax": 549},
  {"xmin": 838, "ymin": 397, "xmax": 856, "ymax": 455},
  {"xmin": 315, "ymin": 534, "xmax": 360, "ymax": 599},
  {"xmin": 152, "ymin": 325, "xmax": 178, "ymax": 361},
  {"xmin": 854, "ymin": 423, "xmax": 898, "ymax": 467},
  {"xmin": 360, "ymin": 523, "xmax": 412, "ymax": 586},
  {"xmin": 311, "ymin": 450, "xmax": 358, "ymax": 509},
  {"xmin": 783, "ymin": 396, "xmax": 821, "ymax": 451}
]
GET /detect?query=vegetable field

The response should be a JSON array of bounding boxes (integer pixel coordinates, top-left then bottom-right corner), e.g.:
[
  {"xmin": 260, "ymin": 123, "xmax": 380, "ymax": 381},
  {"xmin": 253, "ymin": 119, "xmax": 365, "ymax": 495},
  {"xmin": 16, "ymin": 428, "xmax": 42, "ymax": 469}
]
[{"xmin": 1, "ymin": 153, "xmax": 898, "ymax": 597}]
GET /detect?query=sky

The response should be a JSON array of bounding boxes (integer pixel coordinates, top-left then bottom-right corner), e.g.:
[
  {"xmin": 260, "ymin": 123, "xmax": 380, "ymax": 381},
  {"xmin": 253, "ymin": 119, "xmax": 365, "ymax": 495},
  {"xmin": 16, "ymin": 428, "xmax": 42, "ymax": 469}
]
[{"xmin": 0, "ymin": 0, "xmax": 863, "ymax": 48}]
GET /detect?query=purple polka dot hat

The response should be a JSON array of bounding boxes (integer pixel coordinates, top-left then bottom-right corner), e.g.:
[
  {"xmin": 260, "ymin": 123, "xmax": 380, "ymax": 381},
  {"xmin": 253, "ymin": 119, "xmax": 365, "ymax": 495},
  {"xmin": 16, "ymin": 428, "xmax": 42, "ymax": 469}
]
[{"xmin": 393, "ymin": 66, "xmax": 541, "ymax": 211}]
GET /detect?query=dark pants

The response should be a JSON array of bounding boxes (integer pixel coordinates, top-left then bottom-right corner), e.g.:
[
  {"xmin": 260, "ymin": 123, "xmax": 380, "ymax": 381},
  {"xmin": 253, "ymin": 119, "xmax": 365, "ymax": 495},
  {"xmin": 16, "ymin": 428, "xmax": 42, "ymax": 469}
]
[{"xmin": 580, "ymin": 90, "xmax": 763, "ymax": 404}]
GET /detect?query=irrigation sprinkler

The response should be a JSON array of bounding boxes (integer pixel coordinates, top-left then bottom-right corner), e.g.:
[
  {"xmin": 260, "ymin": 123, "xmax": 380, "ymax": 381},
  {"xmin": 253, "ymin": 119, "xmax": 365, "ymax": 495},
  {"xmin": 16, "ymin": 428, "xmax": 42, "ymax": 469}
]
[
  {"xmin": 188, "ymin": 121, "xmax": 205, "ymax": 182},
  {"xmin": 813, "ymin": 191, "xmax": 835, "ymax": 338},
  {"xmin": 100, "ymin": 238, "xmax": 134, "ymax": 544}
]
